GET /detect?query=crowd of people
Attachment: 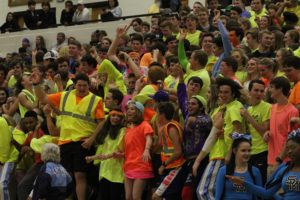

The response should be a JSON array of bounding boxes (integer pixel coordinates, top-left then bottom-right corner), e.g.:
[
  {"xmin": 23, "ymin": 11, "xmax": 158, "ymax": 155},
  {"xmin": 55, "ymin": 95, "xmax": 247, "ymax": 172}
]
[
  {"xmin": 0, "ymin": 0, "xmax": 122, "ymax": 33},
  {"xmin": 0, "ymin": 0, "xmax": 300, "ymax": 199}
]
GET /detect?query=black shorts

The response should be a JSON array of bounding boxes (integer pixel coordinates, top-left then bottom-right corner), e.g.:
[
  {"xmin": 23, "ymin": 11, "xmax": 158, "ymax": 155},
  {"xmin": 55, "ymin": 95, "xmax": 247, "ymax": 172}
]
[{"xmin": 60, "ymin": 141, "xmax": 94, "ymax": 172}]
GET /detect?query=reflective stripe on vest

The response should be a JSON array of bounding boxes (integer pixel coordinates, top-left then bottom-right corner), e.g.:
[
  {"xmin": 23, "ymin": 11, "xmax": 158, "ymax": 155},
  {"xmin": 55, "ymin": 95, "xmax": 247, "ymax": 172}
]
[
  {"xmin": 22, "ymin": 89, "xmax": 35, "ymax": 102},
  {"xmin": 60, "ymin": 91, "xmax": 98, "ymax": 124},
  {"xmin": 162, "ymin": 121, "xmax": 182, "ymax": 155}
]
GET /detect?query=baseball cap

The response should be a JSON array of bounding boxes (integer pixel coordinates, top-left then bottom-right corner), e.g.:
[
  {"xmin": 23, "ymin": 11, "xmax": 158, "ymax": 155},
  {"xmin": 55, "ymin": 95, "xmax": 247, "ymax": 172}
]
[
  {"xmin": 43, "ymin": 50, "xmax": 58, "ymax": 60},
  {"xmin": 127, "ymin": 100, "xmax": 144, "ymax": 113}
]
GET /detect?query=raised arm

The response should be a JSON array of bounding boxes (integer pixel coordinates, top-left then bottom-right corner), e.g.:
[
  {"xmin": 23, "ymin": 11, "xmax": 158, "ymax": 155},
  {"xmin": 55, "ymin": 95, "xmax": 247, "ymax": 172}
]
[
  {"xmin": 178, "ymin": 29, "xmax": 189, "ymax": 71},
  {"xmin": 31, "ymin": 71, "xmax": 50, "ymax": 105},
  {"xmin": 176, "ymin": 66, "xmax": 188, "ymax": 119},
  {"xmin": 107, "ymin": 25, "xmax": 130, "ymax": 64}
]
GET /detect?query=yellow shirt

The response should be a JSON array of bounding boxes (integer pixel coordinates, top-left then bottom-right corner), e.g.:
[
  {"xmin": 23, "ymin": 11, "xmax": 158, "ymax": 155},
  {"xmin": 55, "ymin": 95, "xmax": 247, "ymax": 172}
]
[
  {"xmin": 223, "ymin": 100, "xmax": 244, "ymax": 151},
  {"xmin": 177, "ymin": 30, "xmax": 201, "ymax": 46},
  {"xmin": 249, "ymin": 8, "xmax": 268, "ymax": 27},
  {"xmin": 294, "ymin": 46, "xmax": 300, "ymax": 58},
  {"xmin": 94, "ymin": 128, "xmax": 125, "ymax": 183},
  {"xmin": 235, "ymin": 70, "xmax": 248, "ymax": 84},
  {"xmin": 209, "ymin": 107, "xmax": 227, "ymax": 160},
  {"xmin": 0, "ymin": 118, "xmax": 11, "ymax": 163},
  {"xmin": 247, "ymin": 101, "xmax": 271, "ymax": 155},
  {"xmin": 205, "ymin": 55, "xmax": 218, "ymax": 73},
  {"xmin": 164, "ymin": 75, "xmax": 179, "ymax": 92},
  {"xmin": 284, "ymin": 5, "xmax": 300, "ymax": 26},
  {"xmin": 184, "ymin": 65, "xmax": 211, "ymax": 98}
]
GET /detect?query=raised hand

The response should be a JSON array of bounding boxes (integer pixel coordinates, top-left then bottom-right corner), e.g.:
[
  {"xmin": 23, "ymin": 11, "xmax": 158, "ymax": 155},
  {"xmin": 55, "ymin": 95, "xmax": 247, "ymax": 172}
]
[
  {"xmin": 30, "ymin": 71, "xmax": 42, "ymax": 85},
  {"xmin": 178, "ymin": 29, "xmax": 187, "ymax": 41},
  {"xmin": 89, "ymin": 46, "xmax": 98, "ymax": 59}
]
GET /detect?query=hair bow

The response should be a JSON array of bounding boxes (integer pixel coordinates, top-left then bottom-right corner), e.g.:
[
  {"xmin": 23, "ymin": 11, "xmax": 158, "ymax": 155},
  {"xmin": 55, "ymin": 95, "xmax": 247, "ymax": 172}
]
[
  {"xmin": 231, "ymin": 132, "xmax": 251, "ymax": 141},
  {"xmin": 288, "ymin": 128, "xmax": 300, "ymax": 140}
]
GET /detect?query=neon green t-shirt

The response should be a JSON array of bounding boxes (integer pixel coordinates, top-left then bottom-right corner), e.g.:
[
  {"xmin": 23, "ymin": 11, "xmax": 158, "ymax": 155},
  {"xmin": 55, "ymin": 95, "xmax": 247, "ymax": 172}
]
[
  {"xmin": 249, "ymin": 8, "xmax": 268, "ymax": 28},
  {"xmin": 94, "ymin": 128, "xmax": 125, "ymax": 183},
  {"xmin": 164, "ymin": 75, "xmax": 179, "ymax": 91},
  {"xmin": 284, "ymin": 5, "xmax": 300, "ymax": 26},
  {"xmin": 235, "ymin": 70, "xmax": 248, "ymax": 84},
  {"xmin": 247, "ymin": 101, "xmax": 271, "ymax": 155},
  {"xmin": 294, "ymin": 46, "xmax": 300, "ymax": 58},
  {"xmin": 134, "ymin": 84, "xmax": 157, "ymax": 105},
  {"xmin": 177, "ymin": 30, "xmax": 201, "ymax": 46},
  {"xmin": 205, "ymin": 55, "xmax": 218, "ymax": 73},
  {"xmin": 223, "ymin": 100, "xmax": 244, "ymax": 151},
  {"xmin": 7, "ymin": 128, "xmax": 27, "ymax": 162},
  {"xmin": 8, "ymin": 75, "xmax": 17, "ymax": 89},
  {"xmin": 98, "ymin": 59, "xmax": 127, "ymax": 97},
  {"xmin": 0, "ymin": 118, "xmax": 12, "ymax": 163},
  {"xmin": 209, "ymin": 107, "xmax": 227, "ymax": 160},
  {"xmin": 184, "ymin": 65, "xmax": 211, "ymax": 98}
]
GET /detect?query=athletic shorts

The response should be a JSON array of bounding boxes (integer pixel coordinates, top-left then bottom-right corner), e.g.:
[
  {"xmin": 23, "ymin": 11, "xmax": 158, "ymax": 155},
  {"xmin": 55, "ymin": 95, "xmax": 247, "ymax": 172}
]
[{"xmin": 60, "ymin": 141, "xmax": 94, "ymax": 172}]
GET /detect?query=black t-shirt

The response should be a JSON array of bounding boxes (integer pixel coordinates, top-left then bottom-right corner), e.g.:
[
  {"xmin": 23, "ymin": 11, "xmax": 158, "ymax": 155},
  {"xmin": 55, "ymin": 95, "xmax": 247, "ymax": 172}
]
[{"xmin": 250, "ymin": 50, "xmax": 275, "ymax": 58}]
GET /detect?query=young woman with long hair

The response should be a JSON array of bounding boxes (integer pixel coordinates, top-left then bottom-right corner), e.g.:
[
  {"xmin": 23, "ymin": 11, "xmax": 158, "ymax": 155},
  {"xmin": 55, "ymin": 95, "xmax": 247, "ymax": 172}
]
[
  {"xmin": 85, "ymin": 108, "xmax": 126, "ymax": 200},
  {"xmin": 228, "ymin": 128, "xmax": 300, "ymax": 199},
  {"xmin": 215, "ymin": 133, "xmax": 262, "ymax": 200}
]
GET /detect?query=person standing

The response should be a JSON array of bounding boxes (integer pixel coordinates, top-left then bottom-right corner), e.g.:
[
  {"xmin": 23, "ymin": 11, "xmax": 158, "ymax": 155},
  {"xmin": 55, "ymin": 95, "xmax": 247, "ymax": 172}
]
[
  {"xmin": 24, "ymin": 0, "xmax": 41, "ymax": 30},
  {"xmin": 215, "ymin": 133, "xmax": 262, "ymax": 200},
  {"xmin": 31, "ymin": 72, "xmax": 105, "ymax": 200},
  {"xmin": 73, "ymin": 0, "xmax": 90, "ymax": 23},
  {"xmin": 283, "ymin": 55, "xmax": 300, "ymax": 113},
  {"xmin": 240, "ymin": 79, "xmax": 271, "ymax": 184},
  {"xmin": 265, "ymin": 77, "xmax": 299, "ymax": 177}
]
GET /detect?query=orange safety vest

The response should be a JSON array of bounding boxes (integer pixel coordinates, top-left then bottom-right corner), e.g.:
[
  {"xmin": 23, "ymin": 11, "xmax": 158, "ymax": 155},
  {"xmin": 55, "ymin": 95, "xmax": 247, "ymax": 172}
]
[{"xmin": 161, "ymin": 121, "xmax": 185, "ymax": 169}]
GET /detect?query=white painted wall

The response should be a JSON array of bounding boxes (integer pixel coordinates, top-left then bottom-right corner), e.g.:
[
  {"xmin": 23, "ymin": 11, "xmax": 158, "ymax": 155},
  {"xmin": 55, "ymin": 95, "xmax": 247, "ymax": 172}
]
[{"xmin": 0, "ymin": 0, "xmax": 153, "ymax": 23}]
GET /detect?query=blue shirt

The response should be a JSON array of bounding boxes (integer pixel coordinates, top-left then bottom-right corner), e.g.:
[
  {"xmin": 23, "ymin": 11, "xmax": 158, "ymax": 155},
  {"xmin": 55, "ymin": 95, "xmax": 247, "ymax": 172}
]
[
  {"xmin": 245, "ymin": 163, "xmax": 300, "ymax": 200},
  {"xmin": 215, "ymin": 166, "xmax": 262, "ymax": 200}
]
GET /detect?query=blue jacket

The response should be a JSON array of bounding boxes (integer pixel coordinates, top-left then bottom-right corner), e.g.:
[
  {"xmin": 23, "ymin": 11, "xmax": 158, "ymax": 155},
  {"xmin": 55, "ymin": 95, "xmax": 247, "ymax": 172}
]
[{"xmin": 32, "ymin": 161, "xmax": 73, "ymax": 200}]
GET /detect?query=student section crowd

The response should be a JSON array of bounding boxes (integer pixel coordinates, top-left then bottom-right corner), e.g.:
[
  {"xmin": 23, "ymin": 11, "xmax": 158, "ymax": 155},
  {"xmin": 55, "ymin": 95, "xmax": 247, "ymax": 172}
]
[{"xmin": 0, "ymin": 0, "xmax": 300, "ymax": 200}]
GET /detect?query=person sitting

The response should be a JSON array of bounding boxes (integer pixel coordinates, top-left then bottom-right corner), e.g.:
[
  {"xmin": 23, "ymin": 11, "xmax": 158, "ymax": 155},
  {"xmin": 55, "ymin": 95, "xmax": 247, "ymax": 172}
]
[
  {"xmin": 24, "ymin": 0, "xmax": 42, "ymax": 30},
  {"xmin": 60, "ymin": 0, "xmax": 75, "ymax": 26},
  {"xmin": 1, "ymin": 12, "xmax": 20, "ymax": 33},
  {"xmin": 39, "ymin": 1, "xmax": 57, "ymax": 28},
  {"xmin": 101, "ymin": 0, "xmax": 122, "ymax": 22},
  {"xmin": 72, "ymin": 0, "xmax": 90, "ymax": 23}
]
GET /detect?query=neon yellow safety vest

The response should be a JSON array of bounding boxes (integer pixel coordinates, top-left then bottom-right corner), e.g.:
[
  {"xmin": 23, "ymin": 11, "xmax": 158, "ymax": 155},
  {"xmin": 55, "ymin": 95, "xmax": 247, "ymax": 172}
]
[
  {"xmin": 58, "ymin": 90, "xmax": 101, "ymax": 144},
  {"xmin": 19, "ymin": 89, "xmax": 35, "ymax": 118}
]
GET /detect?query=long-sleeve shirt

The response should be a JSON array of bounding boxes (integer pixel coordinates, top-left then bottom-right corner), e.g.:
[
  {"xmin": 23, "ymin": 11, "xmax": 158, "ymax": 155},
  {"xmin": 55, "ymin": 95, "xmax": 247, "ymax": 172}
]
[
  {"xmin": 177, "ymin": 82, "xmax": 212, "ymax": 157},
  {"xmin": 215, "ymin": 165, "xmax": 262, "ymax": 200},
  {"xmin": 72, "ymin": 8, "xmax": 90, "ymax": 23},
  {"xmin": 32, "ymin": 161, "xmax": 73, "ymax": 200},
  {"xmin": 39, "ymin": 11, "xmax": 57, "ymax": 28},
  {"xmin": 97, "ymin": 59, "xmax": 127, "ymax": 97},
  {"xmin": 24, "ymin": 10, "xmax": 40, "ymax": 29},
  {"xmin": 212, "ymin": 20, "xmax": 232, "ymax": 78},
  {"xmin": 60, "ymin": 9, "xmax": 74, "ymax": 25},
  {"xmin": 244, "ymin": 163, "xmax": 300, "ymax": 200}
]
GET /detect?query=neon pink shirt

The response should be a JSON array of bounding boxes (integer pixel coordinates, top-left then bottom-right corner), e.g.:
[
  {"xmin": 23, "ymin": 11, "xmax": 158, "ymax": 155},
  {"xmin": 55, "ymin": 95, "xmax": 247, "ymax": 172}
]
[{"xmin": 268, "ymin": 103, "xmax": 299, "ymax": 165}]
